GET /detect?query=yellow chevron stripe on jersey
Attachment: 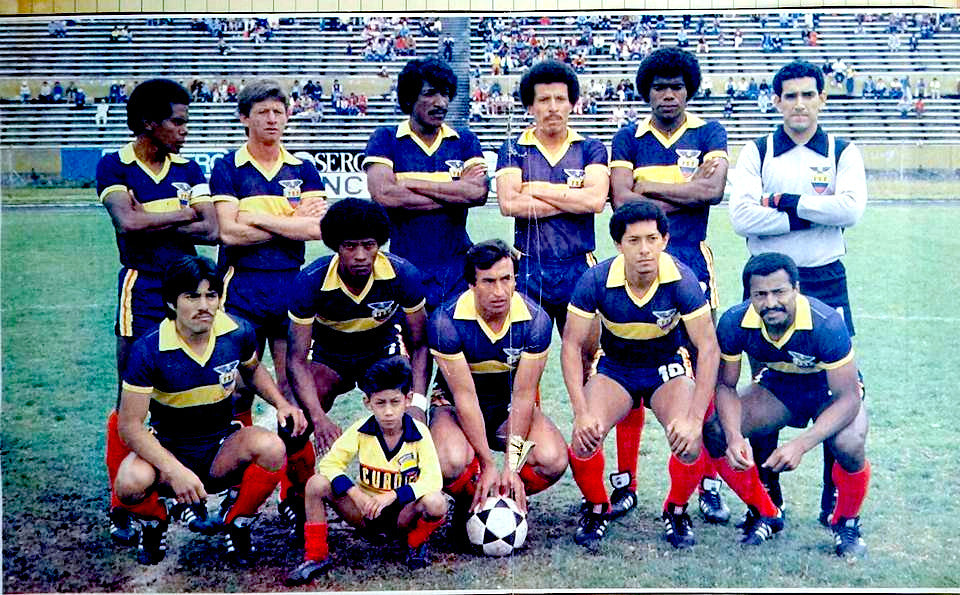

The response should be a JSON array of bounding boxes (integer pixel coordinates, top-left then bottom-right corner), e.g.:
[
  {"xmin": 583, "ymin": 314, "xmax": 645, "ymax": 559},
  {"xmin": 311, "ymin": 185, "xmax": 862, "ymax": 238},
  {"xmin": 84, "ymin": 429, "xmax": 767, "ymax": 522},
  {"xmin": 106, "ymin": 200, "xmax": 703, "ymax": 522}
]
[
  {"xmin": 313, "ymin": 313, "xmax": 386, "ymax": 333},
  {"xmin": 468, "ymin": 360, "xmax": 514, "ymax": 374},
  {"xmin": 395, "ymin": 120, "xmax": 460, "ymax": 156},
  {"xmin": 119, "ymin": 142, "xmax": 187, "ymax": 184},
  {"xmin": 600, "ymin": 312, "xmax": 679, "ymax": 340},
  {"xmin": 741, "ymin": 294, "xmax": 814, "ymax": 349},
  {"xmin": 141, "ymin": 197, "xmax": 182, "ymax": 213},
  {"xmin": 633, "ymin": 113, "xmax": 707, "ymax": 148},
  {"xmin": 606, "ymin": 253, "xmax": 682, "ymax": 309},
  {"xmin": 320, "ymin": 252, "xmax": 397, "ymax": 304},
  {"xmin": 633, "ymin": 164, "xmax": 685, "ymax": 185},
  {"xmin": 397, "ymin": 171, "xmax": 454, "ymax": 183},
  {"xmin": 452, "ymin": 290, "xmax": 533, "ymax": 343},
  {"xmin": 153, "ymin": 383, "xmax": 231, "ymax": 408}
]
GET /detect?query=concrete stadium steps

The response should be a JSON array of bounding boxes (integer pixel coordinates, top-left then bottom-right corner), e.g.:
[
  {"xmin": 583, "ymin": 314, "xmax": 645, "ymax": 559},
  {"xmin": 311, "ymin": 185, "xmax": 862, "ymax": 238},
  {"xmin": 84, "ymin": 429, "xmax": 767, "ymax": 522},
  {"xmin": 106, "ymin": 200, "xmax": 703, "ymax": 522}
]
[{"xmin": 3, "ymin": 96, "xmax": 958, "ymax": 149}]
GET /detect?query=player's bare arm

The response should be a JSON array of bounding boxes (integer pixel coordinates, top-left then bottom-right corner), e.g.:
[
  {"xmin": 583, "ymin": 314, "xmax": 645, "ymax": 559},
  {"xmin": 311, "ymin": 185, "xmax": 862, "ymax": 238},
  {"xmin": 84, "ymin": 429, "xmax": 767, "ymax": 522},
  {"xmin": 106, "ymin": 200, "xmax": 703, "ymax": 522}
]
[
  {"xmin": 215, "ymin": 200, "xmax": 274, "ymax": 245},
  {"xmin": 496, "ymin": 169, "xmax": 563, "ymax": 218},
  {"xmin": 714, "ymin": 358, "xmax": 753, "ymax": 470},
  {"xmin": 240, "ymin": 359, "xmax": 308, "ymax": 436},
  {"xmin": 501, "ymin": 355, "xmax": 547, "ymax": 509},
  {"xmin": 117, "ymin": 390, "xmax": 207, "ymax": 504},
  {"xmin": 562, "ymin": 312, "xmax": 604, "ymax": 454},
  {"xmin": 400, "ymin": 162, "xmax": 490, "ymax": 206},
  {"xmin": 436, "ymin": 355, "xmax": 498, "ymax": 510},
  {"xmin": 402, "ymin": 307, "xmax": 430, "ymax": 422},
  {"xmin": 666, "ymin": 311, "xmax": 719, "ymax": 455},
  {"xmin": 103, "ymin": 189, "xmax": 200, "ymax": 234},
  {"xmin": 633, "ymin": 157, "xmax": 728, "ymax": 210},
  {"xmin": 367, "ymin": 163, "xmax": 444, "ymax": 211},
  {"xmin": 236, "ymin": 205, "xmax": 326, "ymax": 241},
  {"xmin": 523, "ymin": 164, "xmax": 609, "ymax": 214},
  {"xmin": 764, "ymin": 359, "xmax": 861, "ymax": 473},
  {"xmin": 287, "ymin": 321, "xmax": 342, "ymax": 453}
]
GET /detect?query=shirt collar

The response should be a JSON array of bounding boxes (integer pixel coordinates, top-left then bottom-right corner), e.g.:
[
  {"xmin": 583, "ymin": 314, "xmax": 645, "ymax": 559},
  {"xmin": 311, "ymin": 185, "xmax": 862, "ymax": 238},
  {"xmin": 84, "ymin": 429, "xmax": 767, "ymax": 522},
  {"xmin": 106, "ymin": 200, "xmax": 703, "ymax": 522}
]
[
  {"xmin": 740, "ymin": 294, "xmax": 814, "ymax": 348},
  {"xmin": 606, "ymin": 252, "xmax": 682, "ymax": 288},
  {"xmin": 321, "ymin": 252, "xmax": 396, "ymax": 294},
  {"xmin": 634, "ymin": 113, "xmax": 706, "ymax": 147},
  {"xmin": 772, "ymin": 125, "xmax": 829, "ymax": 158},
  {"xmin": 119, "ymin": 142, "xmax": 187, "ymax": 165},
  {"xmin": 358, "ymin": 412, "xmax": 423, "ymax": 442},
  {"xmin": 453, "ymin": 289, "xmax": 533, "ymax": 322},
  {"xmin": 234, "ymin": 142, "xmax": 302, "ymax": 167},
  {"xmin": 396, "ymin": 119, "xmax": 460, "ymax": 140},
  {"xmin": 517, "ymin": 126, "xmax": 584, "ymax": 145},
  {"xmin": 158, "ymin": 311, "xmax": 238, "ymax": 366}
]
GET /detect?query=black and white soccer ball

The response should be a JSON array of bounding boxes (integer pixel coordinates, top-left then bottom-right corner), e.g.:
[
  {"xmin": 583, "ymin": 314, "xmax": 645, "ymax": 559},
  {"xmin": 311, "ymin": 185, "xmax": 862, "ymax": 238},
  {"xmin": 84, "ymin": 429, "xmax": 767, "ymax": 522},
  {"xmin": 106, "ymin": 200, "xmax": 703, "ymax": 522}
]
[{"xmin": 465, "ymin": 496, "xmax": 527, "ymax": 557}]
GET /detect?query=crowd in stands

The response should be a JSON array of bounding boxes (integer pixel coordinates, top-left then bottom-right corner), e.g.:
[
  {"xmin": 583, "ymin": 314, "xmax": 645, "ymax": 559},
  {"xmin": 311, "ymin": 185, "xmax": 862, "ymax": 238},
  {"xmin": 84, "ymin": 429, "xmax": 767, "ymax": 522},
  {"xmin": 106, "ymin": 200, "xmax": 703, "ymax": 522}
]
[
  {"xmin": 189, "ymin": 17, "xmax": 287, "ymax": 44},
  {"xmin": 109, "ymin": 24, "xmax": 133, "ymax": 42},
  {"xmin": 47, "ymin": 19, "xmax": 68, "ymax": 37},
  {"xmin": 358, "ymin": 17, "xmax": 419, "ymax": 61}
]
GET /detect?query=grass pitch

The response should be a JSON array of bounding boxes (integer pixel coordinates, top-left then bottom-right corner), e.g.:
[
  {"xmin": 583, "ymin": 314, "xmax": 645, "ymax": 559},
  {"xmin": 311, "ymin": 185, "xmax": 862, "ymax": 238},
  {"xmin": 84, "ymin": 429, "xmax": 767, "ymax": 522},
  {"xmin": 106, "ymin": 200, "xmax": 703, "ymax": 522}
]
[{"xmin": 2, "ymin": 198, "xmax": 959, "ymax": 591}]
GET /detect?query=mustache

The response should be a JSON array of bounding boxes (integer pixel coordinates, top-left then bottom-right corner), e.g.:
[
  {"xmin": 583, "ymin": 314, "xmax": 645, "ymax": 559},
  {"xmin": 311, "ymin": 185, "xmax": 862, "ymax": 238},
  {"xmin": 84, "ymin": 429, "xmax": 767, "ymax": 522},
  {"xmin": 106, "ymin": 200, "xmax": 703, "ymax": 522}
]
[{"xmin": 760, "ymin": 306, "xmax": 787, "ymax": 316}]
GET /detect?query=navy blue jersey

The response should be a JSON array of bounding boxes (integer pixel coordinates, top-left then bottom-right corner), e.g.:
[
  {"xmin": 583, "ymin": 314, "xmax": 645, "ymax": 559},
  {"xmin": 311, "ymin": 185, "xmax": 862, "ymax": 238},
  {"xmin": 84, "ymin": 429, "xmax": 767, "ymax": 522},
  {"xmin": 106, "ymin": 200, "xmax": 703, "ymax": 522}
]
[
  {"xmin": 210, "ymin": 143, "xmax": 326, "ymax": 270},
  {"xmin": 97, "ymin": 143, "xmax": 211, "ymax": 273},
  {"xmin": 496, "ymin": 127, "xmax": 608, "ymax": 261},
  {"xmin": 362, "ymin": 121, "xmax": 486, "ymax": 275},
  {"xmin": 288, "ymin": 251, "xmax": 426, "ymax": 359},
  {"xmin": 429, "ymin": 290, "xmax": 551, "ymax": 409},
  {"xmin": 610, "ymin": 114, "xmax": 727, "ymax": 243},
  {"xmin": 717, "ymin": 294, "xmax": 854, "ymax": 375},
  {"xmin": 568, "ymin": 253, "xmax": 710, "ymax": 365},
  {"xmin": 122, "ymin": 312, "xmax": 258, "ymax": 438}
]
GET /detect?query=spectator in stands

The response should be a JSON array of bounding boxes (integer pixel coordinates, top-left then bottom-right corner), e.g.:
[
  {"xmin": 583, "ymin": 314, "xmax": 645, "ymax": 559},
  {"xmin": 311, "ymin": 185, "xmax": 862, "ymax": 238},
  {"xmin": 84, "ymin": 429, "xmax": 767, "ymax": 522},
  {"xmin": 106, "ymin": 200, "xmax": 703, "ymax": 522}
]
[
  {"xmin": 442, "ymin": 34, "xmax": 454, "ymax": 62},
  {"xmin": 875, "ymin": 77, "xmax": 888, "ymax": 98},
  {"xmin": 226, "ymin": 81, "xmax": 238, "ymax": 102},
  {"xmin": 19, "ymin": 81, "xmax": 30, "ymax": 103},
  {"xmin": 218, "ymin": 38, "xmax": 230, "ymax": 55},
  {"xmin": 48, "ymin": 19, "xmax": 67, "ymax": 37},
  {"xmin": 909, "ymin": 32, "xmax": 919, "ymax": 51},
  {"xmin": 110, "ymin": 25, "xmax": 121, "ymax": 42},
  {"xmin": 887, "ymin": 32, "xmax": 900, "ymax": 51},
  {"xmin": 898, "ymin": 93, "xmax": 912, "ymax": 117},
  {"xmin": 725, "ymin": 77, "xmax": 735, "ymax": 97},
  {"xmin": 52, "ymin": 81, "xmax": 63, "ymax": 102},
  {"xmin": 862, "ymin": 76, "xmax": 875, "ymax": 98},
  {"xmin": 733, "ymin": 29, "xmax": 743, "ymax": 49},
  {"xmin": 677, "ymin": 28, "xmax": 689, "ymax": 47},
  {"xmin": 65, "ymin": 81, "xmax": 77, "ymax": 103},
  {"xmin": 807, "ymin": 29, "xmax": 818, "ymax": 46},
  {"xmin": 772, "ymin": 33, "xmax": 783, "ymax": 52},
  {"xmin": 38, "ymin": 81, "xmax": 53, "ymax": 103},
  {"xmin": 700, "ymin": 74, "xmax": 712, "ymax": 98},
  {"xmin": 357, "ymin": 94, "xmax": 368, "ymax": 116},
  {"xmin": 95, "ymin": 100, "xmax": 109, "ymax": 129},
  {"xmin": 916, "ymin": 77, "xmax": 926, "ymax": 99},
  {"xmin": 74, "ymin": 87, "xmax": 86, "ymax": 108},
  {"xmin": 696, "ymin": 36, "xmax": 709, "ymax": 54},
  {"xmin": 735, "ymin": 77, "xmax": 749, "ymax": 99},
  {"xmin": 914, "ymin": 96, "xmax": 925, "ymax": 117},
  {"xmin": 746, "ymin": 78, "xmax": 759, "ymax": 101},
  {"xmin": 723, "ymin": 96, "xmax": 733, "ymax": 119},
  {"xmin": 930, "ymin": 77, "xmax": 941, "ymax": 100},
  {"xmin": 757, "ymin": 86, "xmax": 773, "ymax": 114}
]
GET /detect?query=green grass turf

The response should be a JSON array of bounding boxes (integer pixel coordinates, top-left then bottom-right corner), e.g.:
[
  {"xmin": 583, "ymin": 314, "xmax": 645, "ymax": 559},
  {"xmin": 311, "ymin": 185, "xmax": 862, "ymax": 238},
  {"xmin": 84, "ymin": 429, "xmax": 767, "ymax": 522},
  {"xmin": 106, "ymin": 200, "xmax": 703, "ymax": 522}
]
[{"xmin": 2, "ymin": 201, "xmax": 959, "ymax": 590}]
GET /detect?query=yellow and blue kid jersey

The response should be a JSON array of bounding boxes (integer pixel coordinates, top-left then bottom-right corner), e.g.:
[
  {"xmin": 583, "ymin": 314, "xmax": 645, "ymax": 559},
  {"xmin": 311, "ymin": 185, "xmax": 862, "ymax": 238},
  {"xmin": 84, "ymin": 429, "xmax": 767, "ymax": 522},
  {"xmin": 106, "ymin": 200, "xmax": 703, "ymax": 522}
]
[
  {"xmin": 318, "ymin": 413, "xmax": 442, "ymax": 506},
  {"xmin": 429, "ymin": 290, "xmax": 551, "ymax": 408},
  {"xmin": 210, "ymin": 143, "xmax": 326, "ymax": 270},
  {"xmin": 495, "ymin": 127, "xmax": 608, "ymax": 261},
  {"xmin": 122, "ymin": 311, "xmax": 258, "ymax": 438},
  {"xmin": 97, "ymin": 143, "xmax": 212, "ymax": 273},
  {"xmin": 568, "ymin": 253, "xmax": 710, "ymax": 366},
  {"xmin": 610, "ymin": 114, "xmax": 728, "ymax": 244},
  {"xmin": 362, "ymin": 121, "xmax": 486, "ymax": 275},
  {"xmin": 288, "ymin": 252, "xmax": 426, "ymax": 359},
  {"xmin": 717, "ymin": 294, "xmax": 854, "ymax": 375}
]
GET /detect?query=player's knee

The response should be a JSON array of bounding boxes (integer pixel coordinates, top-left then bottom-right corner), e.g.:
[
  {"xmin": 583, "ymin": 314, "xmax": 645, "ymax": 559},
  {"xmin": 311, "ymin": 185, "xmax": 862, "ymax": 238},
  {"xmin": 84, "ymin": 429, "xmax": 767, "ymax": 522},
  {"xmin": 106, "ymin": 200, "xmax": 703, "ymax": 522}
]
[
  {"xmin": 305, "ymin": 473, "xmax": 332, "ymax": 502},
  {"xmin": 532, "ymin": 438, "xmax": 569, "ymax": 478},
  {"xmin": 677, "ymin": 444, "xmax": 701, "ymax": 464},
  {"xmin": 114, "ymin": 458, "xmax": 156, "ymax": 501},
  {"xmin": 418, "ymin": 491, "xmax": 448, "ymax": 519},
  {"xmin": 249, "ymin": 429, "xmax": 286, "ymax": 468}
]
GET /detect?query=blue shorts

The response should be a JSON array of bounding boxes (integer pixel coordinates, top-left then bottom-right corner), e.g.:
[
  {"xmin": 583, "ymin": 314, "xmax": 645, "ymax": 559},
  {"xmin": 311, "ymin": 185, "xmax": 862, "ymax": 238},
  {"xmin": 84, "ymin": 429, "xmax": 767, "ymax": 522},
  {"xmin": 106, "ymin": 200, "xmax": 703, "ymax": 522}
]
[
  {"xmin": 754, "ymin": 368, "xmax": 864, "ymax": 429},
  {"xmin": 665, "ymin": 241, "xmax": 718, "ymax": 309},
  {"xmin": 156, "ymin": 423, "xmax": 241, "ymax": 493},
  {"xmin": 311, "ymin": 336, "xmax": 402, "ymax": 392},
  {"xmin": 115, "ymin": 268, "xmax": 166, "ymax": 338},
  {"xmin": 221, "ymin": 266, "xmax": 299, "ymax": 344},
  {"xmin": 517, "ymin": 253, "xmax": 593, "ymax": 332},
  {"xmin": 597, "ymin": 351, "xmax": 693, "ymax": 409},
  {"xmin": 429, "ymin": 382, "xmax": 509, "ymax": 449}
]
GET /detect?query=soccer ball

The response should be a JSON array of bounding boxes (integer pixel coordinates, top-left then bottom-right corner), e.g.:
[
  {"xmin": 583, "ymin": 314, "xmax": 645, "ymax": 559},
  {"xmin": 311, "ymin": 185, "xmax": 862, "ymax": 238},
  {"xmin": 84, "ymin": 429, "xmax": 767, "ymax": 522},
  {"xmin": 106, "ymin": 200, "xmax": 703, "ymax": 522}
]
[{"xmin": 465, "ymin": 496, "xmax": 527, "ymax": 557}]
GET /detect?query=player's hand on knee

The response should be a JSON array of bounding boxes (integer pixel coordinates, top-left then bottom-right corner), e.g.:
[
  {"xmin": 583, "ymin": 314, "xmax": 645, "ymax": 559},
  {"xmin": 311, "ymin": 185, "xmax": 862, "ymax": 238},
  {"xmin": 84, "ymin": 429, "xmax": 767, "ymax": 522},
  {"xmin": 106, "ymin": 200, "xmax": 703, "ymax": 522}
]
[
  {"xmin": 762, "ymin": 441, "xmax": 805, "ymax": 473},
  {"xmin": 164, "ymin": 466, "xmax": 207, "ymax": 505},
  {"xmin": 667, "ymin": 415, "xmax": 701, "ymax": 458},
  {"xmin": 367, "ymin": 491, "xmax": 396, "ymax": 519},
  {"xmin": 472, "ymin": 462, "xmax": 500, "ymax": 512},
  {"xmin": 499, "ymin": 468, "xmax": 527, "ymax": 513},
  {"xmin": 277, "ymin": 404, "xmax": 308, "ymax": 437},
  {"xmin": 725, "ymin": 435, "xmax": 753, "ymax": 471},
  {"xmin": 572, "ymin": 414, "xmax": 603, "ymax": 455},
  {"xmin": 312, "ymin": 415, "xmax": 342, "ymax": 455}
]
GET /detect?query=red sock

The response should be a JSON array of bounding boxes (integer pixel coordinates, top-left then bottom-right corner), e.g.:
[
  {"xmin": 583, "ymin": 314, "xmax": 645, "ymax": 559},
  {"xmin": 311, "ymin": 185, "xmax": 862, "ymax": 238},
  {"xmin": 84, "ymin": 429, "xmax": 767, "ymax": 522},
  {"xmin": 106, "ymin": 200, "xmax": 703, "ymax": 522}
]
[
  {"xmin": 281, "ymin": 441, "xmax": 316, "ymax": 500},
  {"xmin": 832, "ymin": 460, "xmax": 871, "ymax": 520},
  {"xmin": 665, "ymin": 450, "xmax": 707, "ymax": 509},
  {"xmin": 123, "ymin": 491, "xmax": 168, "ymax": 522},
  {"xmin": 444, "ymin": 456, "xmax": 479, "ymax": 499},
  {"xmin": 569, "ymin": 446, "xmax": 609, "ymax": 507},
  {"xmin": 615, "ymin": 407, "xmax": 644, "ymax": 491},
  {"xmin": 105, "ymin": 410, "xmax": 132, "ymax": 509},
  {"xmin": 224, "ymin": 462, "xmax": 285, "ymax": 524},
  {"xmin": 713, "ymin": 457, "xmax": 779, "ymax": 517},
  {"xmin": 233, "ymin": 409, "xmax": 253, "ymax": 427},
  {"xmin": 406, "ymin": 516, "xmax": 444, "ymax": 548},
  {"xmin": 519, "ymin": 464, "xmax": 553, "ymax": 495},
  {"xmin": 303, "ymin": 521, "xmax": 328, "ymax": 561}
]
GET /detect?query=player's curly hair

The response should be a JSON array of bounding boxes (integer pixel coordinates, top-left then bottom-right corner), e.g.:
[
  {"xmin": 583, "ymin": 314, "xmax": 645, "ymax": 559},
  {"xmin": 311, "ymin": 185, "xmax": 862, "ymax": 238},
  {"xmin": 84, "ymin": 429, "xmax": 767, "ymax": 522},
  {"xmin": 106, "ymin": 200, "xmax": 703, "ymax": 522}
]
[
  {"xmin": 635, "ymin": 47, "xmax": 701, "ymax": 102},
  {"xmin": 772, "ymin": 60, "xmax": 824, "ymax": 96},
  {"xmin": 161, "ymin": 255, "xmax": 223, "ymax": 319},
  {"xmin": 464, "ymin": 239, "xmax": 519, "ymax": 285},
  {"xmin": 359, "ymin": 355, "xmax": 412, "ymax": 397},
  {"xmin": 741, "ymin": 253, "xmax": 800, "ymax": 296},
  {"xmin": 609, "ymin": 200, "xmax": 669, "ymax": 243},
  {"xmin": 320, "ymin": 198, "xmax": 391, "ymax": 252},
  {"xmin": 126, "ymin": 78, "xmax": 190, "ymax": 135},
  {"xmin": 397, "ymin": 58, "xmax": 458, "ymax": 115},
  {"xmin": 519, "ymin": 60, "xmax": 579, "ymax": 107},
  {"xmin": 237, "ymin": 78, "xmax": 287, "ymax": 117}
]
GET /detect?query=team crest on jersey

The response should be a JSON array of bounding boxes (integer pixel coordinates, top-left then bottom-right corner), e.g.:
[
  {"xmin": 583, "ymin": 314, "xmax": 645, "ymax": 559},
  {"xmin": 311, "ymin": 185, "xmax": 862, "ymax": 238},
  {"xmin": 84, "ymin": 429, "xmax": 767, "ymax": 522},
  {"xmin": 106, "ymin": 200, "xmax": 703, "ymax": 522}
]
[
  {"xmin": 398, "ymin": 453, "xmax": 420, "ymax": 482},
  {"xmin": 445, "ymin": 159, "xmax": 464, "ymax": 179},
  {"xmin": 563, "ymin": 168, "xmax": 585, "ymax": 188},
  {"xmin": 787, "ymin": 350, "xmax": 817, "ymax": 369},
  {"xmin": 653, "ymin": 309, "xmax": 679, "ymax": 331},
  {"xmin": 503, "ymin": 347, "xmax": 522, "ymax": 367},
  {"xmin": 367, "ymin": 300, "xmax": 398, "ymax": 322},
  {"xmin": 171, "ymin": 182, "xmax": 192, "ymax": 206},
  {"xmin": 676, "ymin": 149, "xmax": 702, "ymax": 179},
  {"xmin": 809, "ymin": 167, "xmax": 831, "ymax": 194},
  {"xmin": 280, "ymin": 178, "xmax": 303, "ymax": 205},
  {"xmin": 213, "ymin": 360, "xmax": 240, "ymax": 393}
]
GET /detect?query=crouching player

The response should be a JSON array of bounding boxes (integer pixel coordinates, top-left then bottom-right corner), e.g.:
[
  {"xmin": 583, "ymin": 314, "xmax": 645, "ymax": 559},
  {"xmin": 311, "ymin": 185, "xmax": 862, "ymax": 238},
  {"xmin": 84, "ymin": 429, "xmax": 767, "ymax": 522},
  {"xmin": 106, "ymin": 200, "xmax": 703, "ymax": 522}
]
[
  {"xmin": 564, "ymin": 201, "xmax": 781, "ymax": 550},
  {"xmin": 707, "ymin": 252, "xmax": 870, "ymax": 557},
  {"xmin": 114, "ymin": 255, "xmax": 308, "ymax": 566},
  {"xmin": 286, "ymin": 356, "xmax": 446, "ymax": 585},
  {"xmin": 428, "ymin": 240, "xmax": 569, "ymax": 526}
]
